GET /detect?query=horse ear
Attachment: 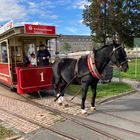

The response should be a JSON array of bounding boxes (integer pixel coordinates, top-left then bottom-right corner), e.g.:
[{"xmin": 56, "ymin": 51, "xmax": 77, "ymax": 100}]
[
  {"xmin": 112, "ymin": 32, "xmax": 121, "ymax": 46},
  {"xmin": 92, "ymin": 47, "xmax": 96, "ymax": 53}
]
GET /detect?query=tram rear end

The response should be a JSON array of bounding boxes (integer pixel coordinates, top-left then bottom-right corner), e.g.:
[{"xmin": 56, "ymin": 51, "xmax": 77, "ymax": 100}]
[
  {"xmin": 15, "ymin": 66, "xmax": 53, "ymax": 94},
  {"xmin": 0, "ymin": 22, "xmax": 58, "ymax": 94}
]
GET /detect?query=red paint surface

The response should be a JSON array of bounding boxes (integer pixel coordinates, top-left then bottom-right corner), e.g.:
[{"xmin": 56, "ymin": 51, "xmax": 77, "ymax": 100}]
[
  {"xmin": 16, "ymin": 67, "xmax": 53, "ymax": 94},
  {"xmin": 0, "ymin": 64, "xmax": 11, "ymax": 86},
  {"xmin": 24, "ymin": 24, "xmax": 56, "ymax": 35}
]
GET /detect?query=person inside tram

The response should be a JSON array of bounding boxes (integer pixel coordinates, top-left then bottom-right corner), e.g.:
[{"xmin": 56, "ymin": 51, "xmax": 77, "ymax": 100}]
[
  {"xmin": 2, "ymin": 50, "xmax": 8, "ymax": 63},
  {"xmin": 37, "ymin": 41, "xmax": 51, "ymax": 66},
  {"xmin": 29, "ymin": 53, "xmax": 37, "ymax": 67},
  {"xmin": 27, "ymin": 44, "xmax": 35, "ymax": 60},
  {"xmin": 24, "ymin": 55, "xmax": 30, "ymax": 67}
]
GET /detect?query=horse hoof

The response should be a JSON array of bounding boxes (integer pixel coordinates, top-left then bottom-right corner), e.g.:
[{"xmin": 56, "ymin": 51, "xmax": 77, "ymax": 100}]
[
  {"xmin": 63, "ymin": 103, "xmax": 69, "ymax": 107},
  {"xmin": 81, "ymin": 109, "xmax": 88, "ymax": 115},
  {"xmin": 57, "ymin": 99, "xmax": 62, "ymax": 105},
  {"xmin": 58, "ymin": 102, "xmax": 62, "ymax": 105},
  {"xmin": 90, "ymin": 107, "xmax": 96, "ymax": 112},
  {"xmin": 57, "ymin": 95, "xmax": 63, "ymax": 105}
]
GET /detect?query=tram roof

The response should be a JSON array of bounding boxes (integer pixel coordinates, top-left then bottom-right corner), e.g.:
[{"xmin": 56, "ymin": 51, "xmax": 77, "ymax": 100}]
[{"xmin": 0, "ymin": 26, "xmax": 58, "ymax": 41}]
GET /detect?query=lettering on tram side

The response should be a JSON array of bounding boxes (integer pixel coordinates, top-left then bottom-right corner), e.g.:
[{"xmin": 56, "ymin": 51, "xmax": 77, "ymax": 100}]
[
  {"xmin": 40, "ymin": 72, "xmax": 45, "ymax": 82},
  {"xmin": 0, "ymin": 75, "xmax": 8, "ymax": 81}
]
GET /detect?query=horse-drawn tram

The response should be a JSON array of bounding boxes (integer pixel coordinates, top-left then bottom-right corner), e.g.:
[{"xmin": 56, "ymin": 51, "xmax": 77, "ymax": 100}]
[{"xmin": 0, "ymin": 22, "xmax": 58, "ymax": 94}]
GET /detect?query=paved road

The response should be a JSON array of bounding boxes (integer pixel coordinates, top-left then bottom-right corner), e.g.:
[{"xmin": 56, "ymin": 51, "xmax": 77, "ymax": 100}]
[
  {"xmin": 25, "ymin": 91, "xmax": 140, "ymax": 140},
  {"xmin": 0, "ymin": 79, "xmax": 140, "ymax": 140}
]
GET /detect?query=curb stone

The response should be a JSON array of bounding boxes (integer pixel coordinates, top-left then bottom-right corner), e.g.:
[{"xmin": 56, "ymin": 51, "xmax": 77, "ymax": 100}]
[
  {"xmin": 6, "ymin": 135, "xmax": 22, "ymax": 140},
  {"xmin": 96, "ymin": 78, "xmax": 140, "ymax": 104},
  {"xmin": 97, "ymin": 90, "xmax": 137, "ymax": 104}
]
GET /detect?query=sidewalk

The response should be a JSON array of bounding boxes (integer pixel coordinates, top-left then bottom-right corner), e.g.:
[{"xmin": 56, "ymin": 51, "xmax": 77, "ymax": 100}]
[
  {"xmin": 21, "ymin": 78, "xmax": 140, "ymax": 140},
  {"xmin": 1, "ymin": 78, "xmax": 140, "ymax": 140}
]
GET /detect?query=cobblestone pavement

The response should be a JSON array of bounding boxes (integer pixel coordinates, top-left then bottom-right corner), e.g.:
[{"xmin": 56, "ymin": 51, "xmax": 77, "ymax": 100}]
[
  {"xmin": 0, "ymin": 78, "xmax": 140, "ymax": 140},
  {"xmin": 0, "ymin": 84, "xmax": 87, "ymax": 139},
  {"xmin": 0, "ymin": 86, "xmax": 63, "ymax": 137}
]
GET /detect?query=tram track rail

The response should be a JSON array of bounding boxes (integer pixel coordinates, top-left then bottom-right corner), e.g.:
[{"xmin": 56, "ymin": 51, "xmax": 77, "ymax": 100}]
[
  {"xmin": 0, "ymin": 94, "xmax": 121, "ymax": 140},
  {"xmin": 69, "ymin": 100, "xmax": 140, "ymax": 127},
  {"xmin": 0, "ymin": 107, "xmax": 79, "ymax": 140},
  {"xmin": 1, "ymin": 93, "xmax": 140, "ymax": 139},
  {"xmin": 98, "ymin": 110, "xmax": 140, "ymax": 126}
]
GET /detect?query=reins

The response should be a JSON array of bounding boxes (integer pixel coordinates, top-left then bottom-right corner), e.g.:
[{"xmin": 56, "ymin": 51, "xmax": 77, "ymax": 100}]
[
  {"xmin": 54, "ymin": 45, "xmax": 127, "ymax": 102},
  {"xmin": 54, "ymin": 75, "xmax": 77, "ymax": 102},
  {"xmin": 110, "ymin": 45, "xmax": 128, "ymax": 69},
  {"xmin": 54, "ymin": 60, "xmax": 91, "ymax": 102}
]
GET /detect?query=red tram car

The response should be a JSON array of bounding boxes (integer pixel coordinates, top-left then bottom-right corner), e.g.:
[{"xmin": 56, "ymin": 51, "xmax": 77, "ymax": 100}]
[{"xmin": 0, "ymin": 22, "xmax": 58, "ymax": 94}]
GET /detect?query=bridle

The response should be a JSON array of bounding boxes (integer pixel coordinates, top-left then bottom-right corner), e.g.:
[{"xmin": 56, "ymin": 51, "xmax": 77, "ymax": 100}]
[{"xmin": 110, "ymin": 46, "xmax": 128, "ymax": 69}]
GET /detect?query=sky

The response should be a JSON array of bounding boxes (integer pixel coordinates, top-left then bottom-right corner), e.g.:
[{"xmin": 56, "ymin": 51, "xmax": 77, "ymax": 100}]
[{"xmin": 0, "ymin": 0, "xmax": 91, "ymax": 35}]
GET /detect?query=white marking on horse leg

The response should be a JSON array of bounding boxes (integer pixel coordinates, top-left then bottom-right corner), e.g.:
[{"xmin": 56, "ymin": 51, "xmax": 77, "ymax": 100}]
[
  {"xmin": 57, "ymin": 94, "xmax": 62, "ymax": 105},
  {"xmin": 61, "ymin": 96, "xmax": 64, "ymax": 101},
  {"xmin": 90, "ymin": 106, "xmax": 96, "ymax": 112},
  {"xmin": 62, "ymin": 97, "xmax": 69, "ymax": 107},
  {"xmin": 81, "ymin": 109, "xmax": 87, "ymax": 114}
]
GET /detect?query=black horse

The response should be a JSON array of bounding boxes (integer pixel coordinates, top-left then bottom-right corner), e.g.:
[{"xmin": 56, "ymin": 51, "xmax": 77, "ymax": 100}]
[{"xmin": 52, "ymin": 36, "xmax": 128, "ymax": 114}]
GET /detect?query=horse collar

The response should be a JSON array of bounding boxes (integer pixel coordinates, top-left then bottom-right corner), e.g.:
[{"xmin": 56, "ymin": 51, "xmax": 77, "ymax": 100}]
[{"xmin": 87, "ymin": 52, "xmax": 102, "ymax": 79}]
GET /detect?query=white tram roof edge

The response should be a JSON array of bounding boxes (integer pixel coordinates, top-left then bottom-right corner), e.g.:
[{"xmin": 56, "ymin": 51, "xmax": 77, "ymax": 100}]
[{"xmin": 0, "ymin": 26, "xmax": 59, "ymax": 41}]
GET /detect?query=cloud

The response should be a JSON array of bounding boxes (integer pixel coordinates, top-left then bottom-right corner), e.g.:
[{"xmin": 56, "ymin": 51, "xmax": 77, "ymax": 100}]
[
  {"xmin": 0, "ymin": 0, "xmax": 26, "ymax": 22},
  {"xmin": 65, "ymin": 27, "xmax": 78, "ymax": 34},
  {"xmin": 79, "ymin": 19, "xmax": 84, "ymax": 24},
  {"xmin": 73, "ymin": 0, "xmax": 91, "ymax": 9},
  {"xmin": 55, "ymin": 0, "xmax": 71, "ymax": 5},
  {"xmin": 0, "ymin": 0, "xmax": 58, "ymax": 24},
  {"xmin": 0, "ymin": 0, "xmax": 90, "ymax": 35}
]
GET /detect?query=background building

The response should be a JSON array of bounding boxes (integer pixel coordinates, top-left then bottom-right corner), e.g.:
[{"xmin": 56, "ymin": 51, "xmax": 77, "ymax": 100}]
[
  {"xmin": 58, "ymin": 35, "xmax": 93, "ymax": 53},
  {"xmin": 48, "ymin": 35, "xmax": 93, "ymax": 60}
]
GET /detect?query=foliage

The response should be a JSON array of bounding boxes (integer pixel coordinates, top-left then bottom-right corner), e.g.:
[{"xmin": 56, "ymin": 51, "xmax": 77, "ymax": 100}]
[
  {"xmin": 83, "ymin": 0, "xmax": 140, "ymax": 47},
  {"xmin": 114, "ymin": 58, "xmax": 140, "ymax": 80},
  {"xmin": 0, "ymin": 125, "xmax": 15, "ymax": 139},
  {"xmin": 67, "ymin": 82, "xmax": 132, "ymax": 98},
  {"xmin": 96, "ymin": 82, "xmax": 132, "ymax": 98},
  {"xmin": 62, "ymin": 42, "xmax": 71, "ymax": 54}
]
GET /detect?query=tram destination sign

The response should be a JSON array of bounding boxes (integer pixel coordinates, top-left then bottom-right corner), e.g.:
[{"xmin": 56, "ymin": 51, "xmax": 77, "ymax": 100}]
[{"xmin": 24, "ymin": 24, "xmax": 56, "ymax": 35}]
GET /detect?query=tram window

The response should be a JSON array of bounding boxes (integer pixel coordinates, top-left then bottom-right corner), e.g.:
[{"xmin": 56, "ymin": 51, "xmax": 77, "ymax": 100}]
[
  {"xmin": 15, "ymin": 47, "xmax": 22, "ymax": 62},
  {"xmin": 16, "ymin": 47, "xmax": 21, "ymax": 57},
  {"xmin": 0, "ymin": 42, "xmax": 8, "ymax": 63},
  {"xmin": 24, "ymin": 43, "xmax": 36, "ymax": 58}
]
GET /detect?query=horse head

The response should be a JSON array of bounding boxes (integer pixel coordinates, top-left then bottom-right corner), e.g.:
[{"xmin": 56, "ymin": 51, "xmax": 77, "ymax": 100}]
[
  {"xmin": 111, "ymin": 45, "xmax": 128, "ymax": 72},
  {"xmin": 112, "ymin": 32, "xmax": 121, "ymax": 46},
  {"xmin": 106, "ymin": 32, "xmax": 128, "ymax": 72}
]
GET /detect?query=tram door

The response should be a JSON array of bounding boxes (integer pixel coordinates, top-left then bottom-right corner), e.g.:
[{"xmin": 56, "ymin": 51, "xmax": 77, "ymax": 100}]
[
  {"xmin": 9, "ymin": 40, "xmax": 24, "ymax": 84},
  {"xmin": 0, "ymin": 40, "xmax": 12, "ymax": 86}
]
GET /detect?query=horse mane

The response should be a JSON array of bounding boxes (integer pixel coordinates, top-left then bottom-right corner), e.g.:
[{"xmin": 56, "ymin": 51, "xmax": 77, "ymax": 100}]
[{"xmin": 96, "ymin": 44, "xmax": 110, "ymax": 51}]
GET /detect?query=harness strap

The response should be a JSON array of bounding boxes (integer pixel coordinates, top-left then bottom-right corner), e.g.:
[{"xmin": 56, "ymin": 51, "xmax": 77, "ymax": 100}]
[
  {"xmin": 75, "ymin": 58, "xmax": 79, "ymax": 76},
  {"xmin": 87, "ymin": 52, "xmax": 102, "ymax": 79}
]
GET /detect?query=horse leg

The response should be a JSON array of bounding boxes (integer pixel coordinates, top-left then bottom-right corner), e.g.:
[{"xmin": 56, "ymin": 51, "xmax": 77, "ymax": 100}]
[
  {"xmin": 55, "ymin": 79, "xmax": 67, "ymax": 106},
  {"xmin": 81, "ymin": 82, "xmax": 89, "ymax": 114},
  {"xmin": 59, "ymin": 79, "xmax": 68, "ymax": 106},
  {"xmin": 90, "ymin": 82, "xmax": 97, "ymax": 111},
  {"xmin": 53, "ymin": 75, "xmax": 63, "ymax": 105}
]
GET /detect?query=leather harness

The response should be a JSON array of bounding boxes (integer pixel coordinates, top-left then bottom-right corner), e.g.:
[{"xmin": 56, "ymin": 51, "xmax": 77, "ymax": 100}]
[{"xmin": 87, "ymin": 52, "xmax": 102, "ymax": 79}]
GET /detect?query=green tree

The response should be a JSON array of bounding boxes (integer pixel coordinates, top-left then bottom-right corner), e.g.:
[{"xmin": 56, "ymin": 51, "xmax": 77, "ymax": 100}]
[
  {"xmin": 83, "ymin": 0, "xmax": 140, "ymax": 47},
  {"xmin": 62, "ymin": 42, "xmax": 71, "ymax": 54}
]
